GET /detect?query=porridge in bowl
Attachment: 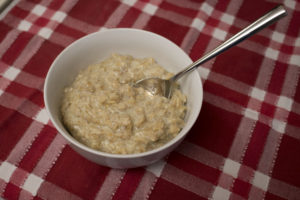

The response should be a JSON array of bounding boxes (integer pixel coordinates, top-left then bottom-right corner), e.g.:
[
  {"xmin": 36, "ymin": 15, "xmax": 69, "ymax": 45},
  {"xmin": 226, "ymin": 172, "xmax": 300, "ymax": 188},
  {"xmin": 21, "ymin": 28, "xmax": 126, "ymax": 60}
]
[{"xmin": 61, "ymin": 54, "xmax": 187, "ymax": 154}]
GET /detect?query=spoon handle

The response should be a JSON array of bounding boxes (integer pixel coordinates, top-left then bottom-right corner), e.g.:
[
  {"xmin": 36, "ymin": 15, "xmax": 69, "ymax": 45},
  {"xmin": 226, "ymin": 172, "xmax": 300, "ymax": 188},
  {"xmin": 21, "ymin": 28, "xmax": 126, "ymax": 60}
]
[{"xmin": 171, "ymin": 5, "xmax": 287, "ymax": 82}]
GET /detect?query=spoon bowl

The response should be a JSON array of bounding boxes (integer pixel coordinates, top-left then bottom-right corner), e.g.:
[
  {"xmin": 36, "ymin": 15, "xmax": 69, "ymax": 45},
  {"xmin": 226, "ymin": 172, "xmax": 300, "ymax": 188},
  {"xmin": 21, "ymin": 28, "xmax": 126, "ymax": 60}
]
[{"xmin": 134, "ymin": 77, "xmax": 175, "ymax": 98}]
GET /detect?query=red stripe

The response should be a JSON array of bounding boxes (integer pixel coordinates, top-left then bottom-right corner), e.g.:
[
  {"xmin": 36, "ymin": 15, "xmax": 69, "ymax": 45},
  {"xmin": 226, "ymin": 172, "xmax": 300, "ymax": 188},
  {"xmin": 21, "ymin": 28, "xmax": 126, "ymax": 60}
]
[
  {"xmin": 48, "ymin": 0, "xmax": 65, "ymax": 10},
  {"xmin": 4, "ymin": 81, "xmax": 44, "ymax": 109},
  {"xmin": 160, "ymin": 1, "xmax": 198, "ymax": 18},
  {"xmin": 55, "ymin": 23, "xmax": 86, "ymax": 39},
  {"xmin": 267, "ymin": 62, "xmax": 288, "ymax": 95},
  {"xmin": 42, "ymin": 8, "xmax": 56, "ymax": 19},
  {"xmin": 214, "ymin": 1, "xmax": 229, "ymax": 12},
  {"xmin": 235, "ymin": 0, "xmax": 277, "ymax": 23},
  {"xmin": 0, "ymin": 77, "xmax": 10, "ymax": 91},
  {"xmin": 190, "ymin": 33, "xmax": 213, "ymax": 61},
  {"xmin": 237, "ymin": 165, "xmax": 254, "ymax": 183},
  {"xmin": 145, "ymin": 16, "xmax": 189, "ymax": 46},
  {"xmin": 0, "ymin": 103, "xmax": 14, "ymax": 125},
  {"xmin": 23, "ymin": 40, "xmax": 64, "ymax": 77},
  {"xmin": 294, "ymin": 73, "xmax": 300, "ymax": 103},
  {"xmin": 186, "ymin": 102, "xmax": 242, "ymax": 157},
  {"xmin": 10, "ymin": 6, "xmax": 30, "ymax": 19},
  {"xmin": 34, "ymin": 17, "xmax": 50, "ymax": 27},
  {"xmin": 285, "ymin": 10, "xmax": 300, "ymax": 37},
  {"xmin": 206, "ymin": 17, "xmax": 220, "ymax": 28},
  {"xmin": 0, "ymin": 22, "xmax": 12, "ymax": 43},
  {"xmin": 112, "ymin": 168, "xmax": 145, "ymax": 200},
  {"xmin": 167, "ymin": 152, "xmax": 220, "ymax": 184},
  {"xmin": 17, "ymin": 125, "xmax": 57, "ymax": 172},
  {"xmin": 37, "ymin": 181, "xmax": 82, "ymax": 200},
  {"xmin": 0, "ymin": 108, "xmax": 32, "ymax": 161},
  {"xmin": 118, "ymin": 7, "xmax": 141, "ymax": 27},
  {"xmin": 3, "ymin": 182, "xmax": 21, "ymax": 200},
  {"xmin": 232, "ymin": 178, "xmax": 252, "ymax": 199},
  {"xmin": 212, "ymin": 46, "xmax": 264, "ymax": 86},
  {"xmin": 9, "ymin": 168, "xmax": 28, "ymax": 187},
  {"xmin": 287, "ymin": 112, "xmax": 300, "ymax": 128},
  {"xmin": 45, "ymin": 146, "xmax": 110, "ymax": 199},
  {"xmin": 260, "ymin": 102, "xmax": 277, "ymax": 118},
  {"xmin": 149, "ymin": 178, "xmax": 206, "ymax": 200},
  {"xmin": 272, "ymin": 135, "xmax": 300, "ymax": 187},
  {"xmin": 264, "ymin": 191, "xmax": 286, "ymax": 200},
  {"xmin": 280, "ymin": 43, "xmax": 294, "ymax": 55},
  {"xmin": 249, "ymin": 32, "xmax": 271, "ymax": 45},
  {"xmin": 1, "ymin": 32, "xmax": 33, "ymax": 65},
  {"xmin": 33, "ymin": 196, "xmax": 44, "ymax": 200},
  {"xmin": 204, "ymin": 80, "xmax": 250, "ymax": 108},
  {"xmin": 6, "ymin": 82, "xmax": 40, "ymax": 99},
  {"xmin": 68, "ymin": 0, "xmax": 120, "ymax": 26},
  {"xmin": 28, "ymin": 89, "xmax": 44, "ymax": 108}
]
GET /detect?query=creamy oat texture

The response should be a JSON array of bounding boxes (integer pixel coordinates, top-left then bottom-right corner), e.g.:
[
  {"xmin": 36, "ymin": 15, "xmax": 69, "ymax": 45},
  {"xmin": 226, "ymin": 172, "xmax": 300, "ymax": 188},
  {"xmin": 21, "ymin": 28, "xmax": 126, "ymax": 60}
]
[{"xmin": 61, "ymin": 54, "xmax": 187, "ymax": 154}]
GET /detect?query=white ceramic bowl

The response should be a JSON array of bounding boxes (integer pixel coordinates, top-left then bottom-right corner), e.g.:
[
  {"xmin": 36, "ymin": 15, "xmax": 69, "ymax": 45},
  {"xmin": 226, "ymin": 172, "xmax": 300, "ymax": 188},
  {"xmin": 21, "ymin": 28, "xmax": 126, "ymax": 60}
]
[{"xmin": 44, "ymin": 28, "xmax": 203, "ymax": 168}]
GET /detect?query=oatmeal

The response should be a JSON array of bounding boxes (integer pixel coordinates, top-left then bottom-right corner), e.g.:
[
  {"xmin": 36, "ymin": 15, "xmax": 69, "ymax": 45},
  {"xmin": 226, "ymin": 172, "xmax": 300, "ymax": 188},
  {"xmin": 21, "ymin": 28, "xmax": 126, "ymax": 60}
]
[{"xmin": 61, "ymin": 54, "xmax": 187, "ymax": 154}]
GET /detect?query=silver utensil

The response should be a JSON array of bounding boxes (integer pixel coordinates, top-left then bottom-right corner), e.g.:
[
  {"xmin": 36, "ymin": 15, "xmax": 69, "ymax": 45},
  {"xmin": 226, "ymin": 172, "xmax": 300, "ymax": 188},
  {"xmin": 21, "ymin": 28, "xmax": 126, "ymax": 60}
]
[{"xmin": 134, "ymin": 5, "xmax": 287, "ymax": 98}]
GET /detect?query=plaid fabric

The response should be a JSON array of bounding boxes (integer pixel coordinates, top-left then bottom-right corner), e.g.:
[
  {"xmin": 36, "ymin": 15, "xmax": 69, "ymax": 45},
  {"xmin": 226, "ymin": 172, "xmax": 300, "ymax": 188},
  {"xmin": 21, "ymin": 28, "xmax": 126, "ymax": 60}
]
[{"xmin": 0, "ymin": 0, "xmax": 299, "ymax": 199}]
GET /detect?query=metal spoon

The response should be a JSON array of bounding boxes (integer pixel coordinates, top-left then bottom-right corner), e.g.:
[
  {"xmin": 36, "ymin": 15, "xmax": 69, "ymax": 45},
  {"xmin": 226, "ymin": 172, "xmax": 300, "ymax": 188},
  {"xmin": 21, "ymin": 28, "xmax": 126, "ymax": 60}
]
[{"xmin": 134, "ymin": 5, "xmax": 287, "ymax": 98}]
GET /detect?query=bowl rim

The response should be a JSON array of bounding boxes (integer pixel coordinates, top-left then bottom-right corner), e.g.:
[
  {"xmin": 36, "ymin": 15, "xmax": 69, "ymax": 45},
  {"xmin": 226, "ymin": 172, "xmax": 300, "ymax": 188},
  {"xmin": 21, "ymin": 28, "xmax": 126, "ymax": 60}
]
[{"xmin": 44, "ymin": 28, "xmax": 203, "ymax": 159}]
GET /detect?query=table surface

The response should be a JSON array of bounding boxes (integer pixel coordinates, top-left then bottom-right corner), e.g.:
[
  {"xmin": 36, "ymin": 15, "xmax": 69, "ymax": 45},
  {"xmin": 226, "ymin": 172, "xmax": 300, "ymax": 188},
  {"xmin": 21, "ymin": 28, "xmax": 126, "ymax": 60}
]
[{"xmin": 0, "ymin": 0, "xmax": 300, "ymax": 199}]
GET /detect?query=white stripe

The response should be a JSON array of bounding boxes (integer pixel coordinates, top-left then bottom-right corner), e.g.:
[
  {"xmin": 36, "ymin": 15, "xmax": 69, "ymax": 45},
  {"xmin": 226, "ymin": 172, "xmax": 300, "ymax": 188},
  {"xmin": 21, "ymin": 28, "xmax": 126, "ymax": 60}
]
[
  {"xmin": 22, "ymin": 173, "xmax": 44, "ymax": 196},
  {"xmin": 271, "ymin": 119, "xmax": 287, "ymax": 134},
  {"xmin": 191, "ymin": 18, "xmax": 205, "ymax": 32},
  {"xmin": 2, "ymin": 66, "xmax": 21, "ymax": 81},
  {"xmin": 252, "ymin": 171, "xmax": 270, "ymax": 191},
  {"xmin": 32, "ymin": 133, "xmax": 67, "ymax": 177},
  {"xmin": 250, "ymin": 87, "xmax": 266, "ymax": 101},
  {"xmin": 265, "ymin": 47, "xmax": 279, "ymax": 60},
  {"xmin": 17, "ymin": 20, "xmax": 32, "ymax": 31},
  {"xmin": 222, "ymin": 159, "xmax": 241, "ymax": 178},
  {"xmin": 31, "ymin": 4, "xmax": 46, "ymax": 16},
  {"xmin": 284, "ymin": 0, "xmax": 296, "ymax": 9},
  {"xmin": 51, "ymin": 11, "xmax": 67, "ymax": 23},
  {"xmin": 122, "ymin": 0, "xmax": 137, "ymax": 6},
  {"xmin": 221, "ymin": 13, "xmax": 235, "ymax": 25},
  {"xmin": 0, "ymin": 162, "xmax": 16, "ymax": 182},
  {"xmin": 244, "ymin": 108, "xmax": 259, "ymax": 121},
  {"xmin": 212, "ymin": 28, "xmax": 227, "ymax": 41},
  {"xmin": 277, "ymin": 96, "xmax": 293, "ymax": 111},
  {"xmin": 7, "ymin": 121, "xmax": 44, "ymax": 164},
  {"xmin": 146, "ymin": 160, "xmax": 166, "ymax": 177},
  {"xmin": 212, "ymin": 186, "xmax": 231, "ymax": 200},
  {"xmin": 34, "ymin": 108, "xmax": 49, "ymax": 124},
  {"xmin": 201, "ymin": 2, "xmax": 213, "ymax": 16},
  {"xmin": 143, "ymin": 4, "xmax": 158, "ymax": 15},
  {"xmin": 289, "ymin": 55, "xmax": 300, "ymax": 66}
]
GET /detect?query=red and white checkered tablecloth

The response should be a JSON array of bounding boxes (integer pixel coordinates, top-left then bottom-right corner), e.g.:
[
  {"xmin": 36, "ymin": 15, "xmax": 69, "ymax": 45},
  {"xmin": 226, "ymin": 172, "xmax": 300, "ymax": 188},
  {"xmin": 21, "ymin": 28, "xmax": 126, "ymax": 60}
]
[{"xmin": 0, "ymin": 0, "xmax": 300, "ymax": 199}]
